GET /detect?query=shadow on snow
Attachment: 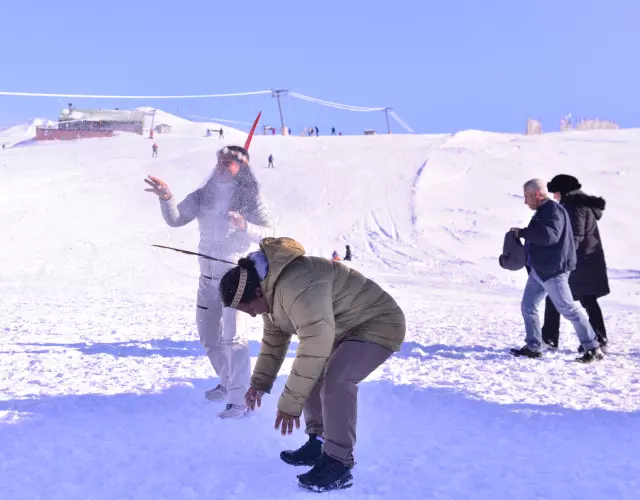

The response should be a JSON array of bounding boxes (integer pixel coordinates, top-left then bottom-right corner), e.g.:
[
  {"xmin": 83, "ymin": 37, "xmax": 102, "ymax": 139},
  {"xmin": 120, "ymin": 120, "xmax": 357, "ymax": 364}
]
[{"xmin": 0, "ymin": 378, "xmax": 639, "ymax": 499}]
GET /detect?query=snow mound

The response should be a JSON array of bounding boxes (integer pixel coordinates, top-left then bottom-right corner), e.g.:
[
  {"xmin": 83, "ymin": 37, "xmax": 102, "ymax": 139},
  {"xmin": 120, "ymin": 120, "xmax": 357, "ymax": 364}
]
[{"xmin": 1, "ymin": 123, "xmax": 640, "ymax": 499}]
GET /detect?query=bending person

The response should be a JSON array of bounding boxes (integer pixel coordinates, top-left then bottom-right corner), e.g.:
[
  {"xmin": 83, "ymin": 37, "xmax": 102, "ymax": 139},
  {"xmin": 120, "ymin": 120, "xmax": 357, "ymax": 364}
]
[{"xmin": 219, "ymin": 237, "xmax": 406, "ymax": 493}]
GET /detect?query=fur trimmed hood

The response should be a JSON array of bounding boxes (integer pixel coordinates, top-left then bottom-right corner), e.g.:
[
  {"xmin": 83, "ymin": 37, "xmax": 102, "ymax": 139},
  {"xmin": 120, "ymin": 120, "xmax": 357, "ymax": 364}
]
[{"xmin": 562, "ymin": 190, "xmax": 606, "ymax": 220}]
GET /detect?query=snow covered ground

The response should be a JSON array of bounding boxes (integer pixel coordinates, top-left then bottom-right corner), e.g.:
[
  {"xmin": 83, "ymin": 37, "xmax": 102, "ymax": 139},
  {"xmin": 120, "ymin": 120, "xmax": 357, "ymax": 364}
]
[{"xmin": 1, "ymin": 117, "xmax": 640, "ymax": 499}]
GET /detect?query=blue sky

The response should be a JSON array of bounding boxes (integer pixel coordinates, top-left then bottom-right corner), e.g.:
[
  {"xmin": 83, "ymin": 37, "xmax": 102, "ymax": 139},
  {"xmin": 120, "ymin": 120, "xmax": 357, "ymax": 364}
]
[{"xmin": 0, "ymin": 0, "xmax": 637, "ymax": 134}]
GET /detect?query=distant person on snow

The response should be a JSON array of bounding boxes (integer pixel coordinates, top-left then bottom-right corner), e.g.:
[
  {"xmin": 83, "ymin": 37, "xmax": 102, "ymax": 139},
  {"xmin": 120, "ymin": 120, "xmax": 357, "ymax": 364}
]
[
  {"xmin": 315, "ymin": 126, "xmax": 319, "ymax": 137},
  {"xmin": 144, "ymin": 145, "xmax": 275, "ymax": 418},
  {"xmin": 541, "ymin": 175, "xmax": 610, "ymax": 351},
  {"xmin": 268, "ymin": 154, "xmax": 274, "ymax": 168},
  {"xmin": 510, "ymin": 179, "xmax": 603, "ymax": 363},
  {"xmin": 331, "ymin": 250, "xmax": 341, "ymax": 261},
  {"xmin": 152, "ymin": 143, "xmax": 158, "ymax": 158},
  {"xmin": 219, "ymin": 128, "xmax": 224, "ymax": 139},
  {"xmin": 344, "ymin": 245, "xmax": 352, "ymax": 261},
  {"xmin": 218, "ymin": 237, "xmax": 406, "ymax": 492},
  {"xmin": 331, "ymin": 127, "xmax": 336, "ymax": 136}
]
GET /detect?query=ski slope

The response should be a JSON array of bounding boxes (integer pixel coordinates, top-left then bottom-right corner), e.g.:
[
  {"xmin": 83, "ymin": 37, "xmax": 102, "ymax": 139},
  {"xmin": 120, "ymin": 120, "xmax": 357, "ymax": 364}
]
[{"xmin": 1, "ymin": 115, "xmax": 640, "ymax": 499}]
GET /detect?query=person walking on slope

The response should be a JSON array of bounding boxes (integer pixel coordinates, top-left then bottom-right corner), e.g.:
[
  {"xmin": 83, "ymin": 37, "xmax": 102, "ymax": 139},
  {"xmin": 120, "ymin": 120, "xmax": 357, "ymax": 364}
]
[
  {"xmin": 152, "ymin": 143, "xmax": 158, "ymax": 158},
  {"xmin": 144, "ymin": 145, "xmax": 275, "ymax": 418},
  {"xmin": 344, "ymin": 245, "xmax": 352, "ymax": 261},
  {"xmin": 510, "ymin": 179, "xmax": 604, "ymax": 363},
  {"xmin": 268, "ymin": 154, "xmax": 274, "ymax": 168},
  {"xmin": 219, "ymin": 127, "xmax": 224, "ymax": 140},
  {"xmin": 218, "ymin": 237, "xmax": 406, "ymax": 492},
  {"xmin": 540, "ymin": 174, "xmax": 610, "ymax": 351},
  {"xmin": 331, "ymin": 127, "xmax": 336, "ymax": 136}
]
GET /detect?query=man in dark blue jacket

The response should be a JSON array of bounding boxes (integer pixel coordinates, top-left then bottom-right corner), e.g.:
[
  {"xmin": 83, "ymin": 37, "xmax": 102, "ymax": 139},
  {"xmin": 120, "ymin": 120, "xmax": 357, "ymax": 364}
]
[{"xmin": 510, "ymin": 179, "xmax": 603, "ymax": 363}]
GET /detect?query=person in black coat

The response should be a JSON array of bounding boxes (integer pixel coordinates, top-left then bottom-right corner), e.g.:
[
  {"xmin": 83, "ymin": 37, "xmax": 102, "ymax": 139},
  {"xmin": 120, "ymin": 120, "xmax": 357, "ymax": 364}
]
[
  {"xmin": 344, "ymin": 245, "xmax": 352, "ymax": 261},
  {"xmin": 541, "ymin": 174, "xmax": 610, "ymax": 349}
]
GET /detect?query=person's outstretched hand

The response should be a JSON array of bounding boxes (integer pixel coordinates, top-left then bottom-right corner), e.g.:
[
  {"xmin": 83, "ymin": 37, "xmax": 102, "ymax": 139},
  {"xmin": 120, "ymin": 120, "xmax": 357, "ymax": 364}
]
[
  {"xmin": 275, "ymin": 410, "xmax": 300, "ymax": 436},
  {"xmin": 245, "ymin": 386, "xmax": 265, "ymax": 411},
  {"xmin": 144, "ymin": 175, "xmax": 172, "ymax": 201}
]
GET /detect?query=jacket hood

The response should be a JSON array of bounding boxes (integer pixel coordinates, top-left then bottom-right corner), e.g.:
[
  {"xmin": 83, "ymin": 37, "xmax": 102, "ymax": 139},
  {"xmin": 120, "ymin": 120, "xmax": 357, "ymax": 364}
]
[
  {"xmin": 259, "ymin": 237, "xmax": 306, "ymax": 308},
  {"xmin": 562, "ymin": 190, "xmax": 606, "ymax": 220}
]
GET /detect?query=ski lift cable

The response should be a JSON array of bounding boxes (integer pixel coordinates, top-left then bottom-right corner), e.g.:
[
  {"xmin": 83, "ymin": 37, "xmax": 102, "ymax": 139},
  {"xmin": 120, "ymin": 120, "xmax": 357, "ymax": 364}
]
[
  {"xmin": 290, "ymin": 96, "xmax": 377, "ymax": 113},
  {"xmin": 0, "ymin": 90, "xmax": 272, "ymax": 99},
  {"xmin": 388, "ymin": 110, "xmax": 415, "ymax": 133},
  {"xmin": 188, "ymin": 114, "xmax": 254, "ymax": 125},
  {"xmin": 2, "ymin": 88, "xmax": 414, "ymax": 131},
  {"xmin": 289, "ymin": 92, "xmax": 385, "ymax": 112},
  {"xmin": 289, "ymin": 92, "xmax": 384, "ymax": 111}
]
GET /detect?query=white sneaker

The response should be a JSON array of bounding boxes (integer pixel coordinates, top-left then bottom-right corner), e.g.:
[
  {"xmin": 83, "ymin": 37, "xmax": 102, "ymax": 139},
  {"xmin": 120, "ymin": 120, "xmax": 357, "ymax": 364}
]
[
  {"xmin": 205, "ymin": 384, "xmax": 228, "ymax": 402},
  {"xmin": 217, "ymin": 404, "xmax": 248, "ymax": 419}
]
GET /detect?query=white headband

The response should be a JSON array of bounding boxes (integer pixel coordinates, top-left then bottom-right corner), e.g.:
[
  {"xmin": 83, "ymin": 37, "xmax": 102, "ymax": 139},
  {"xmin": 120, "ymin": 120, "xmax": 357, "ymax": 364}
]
[
  {"xmin": 230, "ymin": 268, "xmax": 248, "ymax": 309},
  {"xmin": 219, "ymin": 147, "xmax": 248, "ymax": 165}
]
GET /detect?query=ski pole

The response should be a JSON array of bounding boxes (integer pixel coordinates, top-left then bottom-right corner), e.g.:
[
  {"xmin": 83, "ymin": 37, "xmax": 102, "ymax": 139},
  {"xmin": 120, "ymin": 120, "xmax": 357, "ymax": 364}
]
[{"xmin": 151, "ymin": 244, "xmax": 235, "ymax": 265}]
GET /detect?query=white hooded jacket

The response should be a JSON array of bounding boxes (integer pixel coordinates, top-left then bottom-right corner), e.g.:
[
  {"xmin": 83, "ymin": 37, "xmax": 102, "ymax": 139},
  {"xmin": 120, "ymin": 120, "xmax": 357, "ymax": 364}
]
[{"xmin": 159, "ymin": 173, "xmax": 275, "ymax": 279}]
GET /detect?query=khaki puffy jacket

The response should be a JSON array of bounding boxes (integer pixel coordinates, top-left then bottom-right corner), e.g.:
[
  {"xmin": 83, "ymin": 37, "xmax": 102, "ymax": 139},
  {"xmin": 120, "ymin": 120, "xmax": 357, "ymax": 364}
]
[{"xmin": 251, "ymin": 237, "xmax": 405, "ymax": 416}]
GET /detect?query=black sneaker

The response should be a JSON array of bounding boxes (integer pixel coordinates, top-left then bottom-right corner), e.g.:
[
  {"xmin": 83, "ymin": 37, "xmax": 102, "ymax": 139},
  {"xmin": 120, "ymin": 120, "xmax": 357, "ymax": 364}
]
[
  {"xmin": 297, "ymin": 453, "xmax": 353, "ymax": 493},
  {"xmin": 599, "ymin": 337, "xmax": 609, "ymax": 354},
  {"xmin": 510, "ymin": 346, "xmax": 542, "ymax": 358},
  {"xmin": 280, "ymin": 435, "xmax": 322, "ymax": 466},
  {"xmin": 578, "ymin": 338, "xmax": 608, "ymax": 354},
  {"xmin": 576, "ymin": 347, "xmax": 604, "ymax": 363}
]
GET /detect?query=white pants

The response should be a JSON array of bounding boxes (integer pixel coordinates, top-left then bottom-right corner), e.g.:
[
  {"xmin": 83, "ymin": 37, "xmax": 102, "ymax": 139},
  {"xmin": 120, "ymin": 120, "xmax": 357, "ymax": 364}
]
[{"xmin": 196, "ymin": 274, "xmax": 250, "ymax": 405}]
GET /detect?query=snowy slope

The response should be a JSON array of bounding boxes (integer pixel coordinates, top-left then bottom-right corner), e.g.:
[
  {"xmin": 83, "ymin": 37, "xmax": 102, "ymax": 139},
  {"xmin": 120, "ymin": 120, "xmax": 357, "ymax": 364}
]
[
  {"xmin": 1, "ymin": 114, "xmax": 640, "ymax": 499},
  {"xmin": 0, "ymin": 118, "xmax": 54, "ymax": 147}
]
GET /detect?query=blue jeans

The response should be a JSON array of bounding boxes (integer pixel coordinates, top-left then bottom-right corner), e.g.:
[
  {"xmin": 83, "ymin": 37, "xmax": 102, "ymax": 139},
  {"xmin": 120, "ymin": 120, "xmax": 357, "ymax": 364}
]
[{"xmin": 521, "ymin": 271, "xmax": 599, "ymax": 353}]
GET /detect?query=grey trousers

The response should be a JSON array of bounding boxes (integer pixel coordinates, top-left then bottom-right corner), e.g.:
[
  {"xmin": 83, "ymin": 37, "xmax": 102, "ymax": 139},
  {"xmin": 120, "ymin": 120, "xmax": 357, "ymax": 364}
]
[{"xmin": 303, "ymin": 338, "xmax": 394, "ymax": 467}]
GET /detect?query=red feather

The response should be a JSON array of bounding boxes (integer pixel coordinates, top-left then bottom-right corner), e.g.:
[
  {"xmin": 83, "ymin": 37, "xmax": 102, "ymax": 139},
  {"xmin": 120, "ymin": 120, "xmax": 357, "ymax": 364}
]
[{"xmin": 244, "ymin": 111, "xmax": 262, "ymax": 150}]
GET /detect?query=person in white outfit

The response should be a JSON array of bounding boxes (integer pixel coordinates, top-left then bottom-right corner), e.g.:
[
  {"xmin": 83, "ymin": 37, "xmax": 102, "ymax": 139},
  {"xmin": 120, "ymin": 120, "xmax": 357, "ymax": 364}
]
[{"xmin": 145, "ymin": 145, "xmax": 275, "ymax": 419}]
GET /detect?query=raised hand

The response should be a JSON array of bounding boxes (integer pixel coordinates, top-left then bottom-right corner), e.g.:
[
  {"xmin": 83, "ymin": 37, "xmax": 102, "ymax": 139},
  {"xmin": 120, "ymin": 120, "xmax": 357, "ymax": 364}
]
[
  {"xmin": 228, "ymin": 211, "xmax": 246, "ymax": 231},
  {"xmin": 144, "ymin": 175, "xmax": 172, "ymax": 201}
]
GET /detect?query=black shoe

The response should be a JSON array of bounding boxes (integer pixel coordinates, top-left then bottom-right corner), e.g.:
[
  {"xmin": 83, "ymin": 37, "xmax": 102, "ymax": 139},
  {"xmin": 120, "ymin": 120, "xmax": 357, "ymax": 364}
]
[
  {"xmin": 510, "ymin": 346, "xmax": 542, "ymax": 358},
  {"xmin": 543, "ymin": 339, "xmax": 558, "ymax": 349},
  {"xmin": 297, "ymin": 453, "xmax": 353, "ymax": 493},
  {"xmin": 599, "ymin": 337, "xmax": 609, "ymax": 353},
  {"xmin": 576, "ymin": 347, "xmax": 604, "ymax": 363},
  {"xmin": 579, "ymin": 338, "xmax": 608, "ymax": 354},
  {"xmin": 280, "ymin": 435, "xmax": 323, "ymax": 466}
]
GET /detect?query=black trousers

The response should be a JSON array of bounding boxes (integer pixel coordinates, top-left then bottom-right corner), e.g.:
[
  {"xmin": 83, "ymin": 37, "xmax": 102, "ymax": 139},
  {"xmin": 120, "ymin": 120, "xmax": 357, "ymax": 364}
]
[{"xmin": 542, "ymin": 295, "xmax": 607, "ymax": 346}]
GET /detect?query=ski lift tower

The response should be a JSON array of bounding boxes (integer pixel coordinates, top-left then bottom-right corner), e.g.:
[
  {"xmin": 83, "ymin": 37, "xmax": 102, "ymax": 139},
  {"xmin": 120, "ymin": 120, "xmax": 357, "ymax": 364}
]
[
  {"xmin": 383, "ymin": 107, "xmax": 392, "ymax": 134},
  {"xmin": 271, "ymin": 89, "xmax": 288, "ymax": 135},
  {"xmin": 149, "ymin": 109, "xmax": 157, "ymax": 138}
]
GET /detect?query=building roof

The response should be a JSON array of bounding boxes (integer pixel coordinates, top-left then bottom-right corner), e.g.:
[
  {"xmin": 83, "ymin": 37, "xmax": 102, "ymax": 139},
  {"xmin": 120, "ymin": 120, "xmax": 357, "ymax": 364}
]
[{"xmin": 59, "ymin": 108, "xmax": 146, "ymax": 122}]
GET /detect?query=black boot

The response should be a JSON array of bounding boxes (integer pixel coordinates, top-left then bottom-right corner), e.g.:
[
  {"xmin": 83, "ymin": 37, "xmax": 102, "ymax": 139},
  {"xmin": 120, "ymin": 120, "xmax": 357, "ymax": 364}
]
[
  {"xmin": 576, "ymin": 347, "xmax": 604, "ymax": 363},
  {"xmin": 297, "ymin": 453, "xmax": 353, "ymax": 493},
  {"xmin": 510, "ymin": 346, "xmax": 542, "ymax": 358},
  {"xmin": 578, "ymin": 337, "xmax": 608, "ymax": 354},
  {"xmin": 280, "ymin": 434, "xmax": 322, "ymax": 466}
]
